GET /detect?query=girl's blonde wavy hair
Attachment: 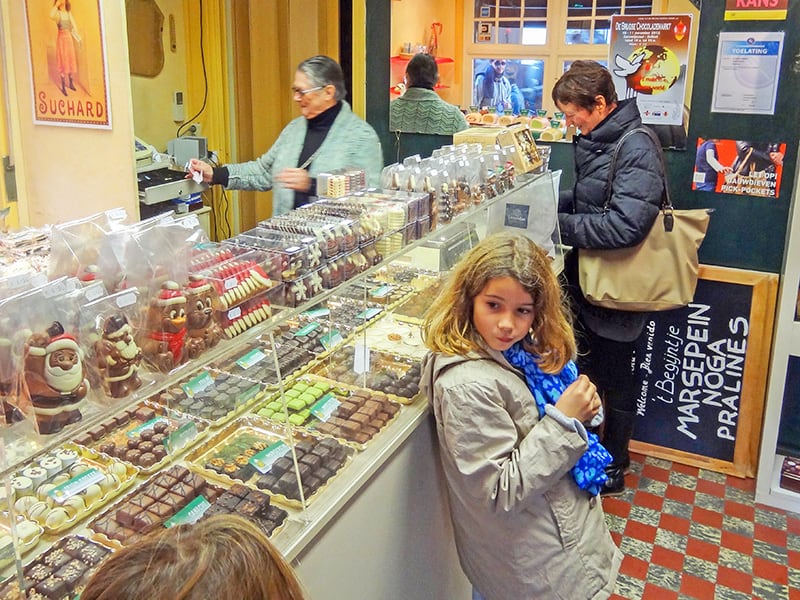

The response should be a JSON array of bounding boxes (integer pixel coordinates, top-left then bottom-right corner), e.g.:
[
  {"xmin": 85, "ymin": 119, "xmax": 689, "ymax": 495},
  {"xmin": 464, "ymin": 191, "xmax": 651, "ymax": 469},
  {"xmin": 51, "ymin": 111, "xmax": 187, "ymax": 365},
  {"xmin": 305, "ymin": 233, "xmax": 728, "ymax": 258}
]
[{"xmin": 422, "ymin": 231, "xmax": 575, "ymax": 373}]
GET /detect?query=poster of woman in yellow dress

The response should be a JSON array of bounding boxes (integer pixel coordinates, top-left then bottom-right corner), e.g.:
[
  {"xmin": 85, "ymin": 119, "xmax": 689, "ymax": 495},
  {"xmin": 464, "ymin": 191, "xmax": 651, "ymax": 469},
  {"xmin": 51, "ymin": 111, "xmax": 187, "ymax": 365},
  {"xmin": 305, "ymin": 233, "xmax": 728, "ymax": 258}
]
[{"xmin": 24, "ymin": 0, "xmax": 110, "ymax": 128}]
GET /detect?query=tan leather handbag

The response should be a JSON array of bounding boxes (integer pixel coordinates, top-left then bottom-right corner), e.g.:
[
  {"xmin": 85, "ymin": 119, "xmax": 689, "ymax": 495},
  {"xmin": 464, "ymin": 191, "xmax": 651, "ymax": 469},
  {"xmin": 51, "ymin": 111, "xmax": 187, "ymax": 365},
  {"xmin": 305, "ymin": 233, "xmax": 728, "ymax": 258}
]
[{"xmin": 578, "ymin": 127, "xmax": 711, "ymax": 312}]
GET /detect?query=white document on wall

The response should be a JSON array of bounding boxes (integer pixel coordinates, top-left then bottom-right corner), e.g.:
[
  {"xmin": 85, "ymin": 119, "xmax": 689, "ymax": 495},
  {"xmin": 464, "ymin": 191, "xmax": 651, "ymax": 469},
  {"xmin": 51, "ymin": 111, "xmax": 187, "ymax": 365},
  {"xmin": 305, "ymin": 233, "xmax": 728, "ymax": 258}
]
[{"xmin": 711, "ymin": 31, "xmax": 784, "ymax": 115}]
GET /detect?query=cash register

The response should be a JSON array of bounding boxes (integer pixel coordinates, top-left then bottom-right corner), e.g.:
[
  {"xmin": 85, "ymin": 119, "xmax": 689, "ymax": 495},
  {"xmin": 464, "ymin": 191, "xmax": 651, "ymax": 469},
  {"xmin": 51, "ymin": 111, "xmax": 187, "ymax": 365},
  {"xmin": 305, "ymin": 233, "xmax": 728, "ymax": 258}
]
[{"xmin": 135, "ymin": 136, "xmax": 207, "ymax": 206}]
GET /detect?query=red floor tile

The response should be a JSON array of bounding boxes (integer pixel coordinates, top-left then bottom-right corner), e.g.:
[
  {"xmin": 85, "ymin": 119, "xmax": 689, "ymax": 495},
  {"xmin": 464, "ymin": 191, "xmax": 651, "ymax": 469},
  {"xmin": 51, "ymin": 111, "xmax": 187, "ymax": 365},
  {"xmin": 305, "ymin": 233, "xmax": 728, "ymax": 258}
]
[
  {"xmin": 641, "ymin": 462, "xmax": 670, "ymax": 482},
  {"xmin": 720, "ymin": 529, "xmax": 753, "ymax": 555},
  {"xmin": 624, "ymin": 520, "xmax": 658, "ymax": 544},
  {"xmin": 717, "ymin": 565, "xmax": 753, "ymax": 595},
  {"xmin": 642, "ymin": 583, "xmax": 679, "ymax": 599},
  {"xmin": 753, "ymin": 556, "xmax": 788, "ymax": 584},
  {"xmin": 620, "ymin": 555, "xmax": 650, "ymax": 580},
  {"xmin": 754, "ymin": 522, "xmax": 787, "ymax": 546},
  {"xmin": 602, "ymin": 496, "xmax": 631, "ymax": 518},
  {"xmin": 789, "ymin": 548, "xmax": 800, "ymax": 570},
  {"xmin": 679, "ymin": 573, "xmax": 717, "ymax": 600},
  {"xmin": 787, "ymin": 514, "xmax": 800, "ymax": 535},
  {"xmin": 692, "ymin": 505, "xmax": 724, "ymax": 529},
  {"xmin": 696, "ymin": 477, "xmax": 726, "ymax": 497},
  {"xmin": 651, "ymin": 545, "xmax": 684, "ymax": 572},
  {"xmin": 665, "ymin": 484, "xmax": 696, "ymax": 504},
  {"xmin": 685, "ymin": 537, "xmax": 720, "ymax": 563},
  {"xmin": 670, "ymin": 461, "xmax": 698, "ymax": 476},
  {"xmin": 726, "ymin": 475, "xmax": 756, "ymax": 492},
  {"xmin": 632, "ymin": 490, "xmax": 664, "ymax": 512},
  {"xmin": 659, "ymin": 512, "xmax": 691, "ymax": 536},
  {"xmin": 723, "ymin": 499, "xmax": 754, "ymax": 521}
]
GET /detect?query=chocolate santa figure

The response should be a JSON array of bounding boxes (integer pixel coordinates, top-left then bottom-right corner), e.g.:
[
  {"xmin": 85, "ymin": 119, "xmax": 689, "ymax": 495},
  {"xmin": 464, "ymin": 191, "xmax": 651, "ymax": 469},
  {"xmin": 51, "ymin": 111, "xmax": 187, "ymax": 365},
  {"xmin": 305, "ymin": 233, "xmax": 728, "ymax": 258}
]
[
  {"xmin": 94, "ymin": 313, "xmax": 143, "ymax": 398},
  {"xmin": 140, "ymin": 281, "xmax": 187, "ymax": 372},
  {"xmin": 184, "ymin": 274, "xmax": 223, "ymax": 359},
  {"xmin": 23, "ymin": 321, "xmax": 89, "ymax": 435}
]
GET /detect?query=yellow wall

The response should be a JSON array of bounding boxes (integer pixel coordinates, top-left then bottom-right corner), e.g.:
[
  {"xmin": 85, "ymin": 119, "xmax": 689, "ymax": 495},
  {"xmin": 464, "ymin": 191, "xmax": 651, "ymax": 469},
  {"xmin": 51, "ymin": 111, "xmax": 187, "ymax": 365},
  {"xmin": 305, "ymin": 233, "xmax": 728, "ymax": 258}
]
[{"xmin": 1, "ymin": 0, "xmax": 138, "ymax": 228}]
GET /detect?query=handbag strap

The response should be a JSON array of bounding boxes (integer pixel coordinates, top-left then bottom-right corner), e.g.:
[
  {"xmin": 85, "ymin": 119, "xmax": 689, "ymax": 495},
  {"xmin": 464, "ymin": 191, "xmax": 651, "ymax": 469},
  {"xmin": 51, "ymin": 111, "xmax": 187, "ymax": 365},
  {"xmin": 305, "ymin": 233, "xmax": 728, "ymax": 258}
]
[{"xmin": 604, "ymin": 126, "xmax": 675, "ymax": 230}]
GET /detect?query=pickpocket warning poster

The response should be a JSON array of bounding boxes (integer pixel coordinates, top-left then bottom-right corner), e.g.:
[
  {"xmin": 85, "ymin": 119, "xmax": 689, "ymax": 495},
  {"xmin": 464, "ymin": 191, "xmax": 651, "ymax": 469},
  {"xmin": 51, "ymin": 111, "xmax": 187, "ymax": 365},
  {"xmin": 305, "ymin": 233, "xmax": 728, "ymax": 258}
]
[{"xmin": 692, "ymin": 138, "xmax": 786, "ymax": 198}]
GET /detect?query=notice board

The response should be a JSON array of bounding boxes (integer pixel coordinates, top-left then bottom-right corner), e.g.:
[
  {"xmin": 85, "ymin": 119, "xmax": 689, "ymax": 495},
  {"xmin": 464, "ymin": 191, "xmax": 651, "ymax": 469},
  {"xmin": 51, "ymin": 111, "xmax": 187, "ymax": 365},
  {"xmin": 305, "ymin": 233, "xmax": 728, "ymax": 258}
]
[{"xmin": 630, "ymin": 265, "xmax": 778, "ymax": 477}]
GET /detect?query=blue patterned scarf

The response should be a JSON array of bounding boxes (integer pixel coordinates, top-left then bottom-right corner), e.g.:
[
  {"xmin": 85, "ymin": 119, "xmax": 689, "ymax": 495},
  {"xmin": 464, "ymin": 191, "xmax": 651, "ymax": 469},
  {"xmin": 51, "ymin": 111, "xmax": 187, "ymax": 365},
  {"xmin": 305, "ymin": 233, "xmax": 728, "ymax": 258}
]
[{"xmin": 503, "ymin": 342, "xmax": 611, "ymax": 496}]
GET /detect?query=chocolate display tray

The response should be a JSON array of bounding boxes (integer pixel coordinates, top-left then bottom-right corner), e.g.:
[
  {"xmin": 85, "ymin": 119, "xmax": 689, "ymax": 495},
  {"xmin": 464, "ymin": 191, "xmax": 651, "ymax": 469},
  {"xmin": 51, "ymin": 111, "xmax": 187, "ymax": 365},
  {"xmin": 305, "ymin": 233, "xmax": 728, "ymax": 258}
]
[
  {"xmin": 10, "ymin": 443, "xmax": 138, "ymax": 535},
  {"xmin": 73, "ymin": 400, "xmax": 208, "ymax": 475},
  {"xmin": 87, "ymin": 465, "xmax": 225, "ymax": 550},
  {"xmin": 253, "ymin": 375, "xmax": 403, "ymax": 450},
  {"xmin": 308, "ymin": 346, "xmax": 422, "ymax": 405},
  {"xmin": 148, "ymin": 368, "xmax": 268, "ymax": 429},
  {"xmin": 185, "ymin": 416, "xmax": 354, "ymax": 509},
  {"xmin": 0, "ymin": 518, "xmax": 43, "ymax": 569},
  {"xmin": 355, "ymin": 314, "xmax": 426, "ymax": 361},
  {"xmin": 390, "ymin": 276, "xmax": 447, "ymax": 325}
]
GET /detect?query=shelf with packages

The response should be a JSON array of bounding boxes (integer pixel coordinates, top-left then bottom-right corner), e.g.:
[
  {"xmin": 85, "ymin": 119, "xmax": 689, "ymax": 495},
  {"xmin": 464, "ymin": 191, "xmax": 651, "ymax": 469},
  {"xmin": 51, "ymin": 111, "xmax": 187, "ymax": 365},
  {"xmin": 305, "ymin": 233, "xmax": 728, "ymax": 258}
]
[
  {"xmin": 757, "ymin": 144, "xmax": 800, "ymax": 512},
  {"xmin": 0, "ymin": 168, "xmax": 560, "ymax": 597},
  {"xmin": 390, "ymin": 55, "xmax": 454, "ymax": 97}
]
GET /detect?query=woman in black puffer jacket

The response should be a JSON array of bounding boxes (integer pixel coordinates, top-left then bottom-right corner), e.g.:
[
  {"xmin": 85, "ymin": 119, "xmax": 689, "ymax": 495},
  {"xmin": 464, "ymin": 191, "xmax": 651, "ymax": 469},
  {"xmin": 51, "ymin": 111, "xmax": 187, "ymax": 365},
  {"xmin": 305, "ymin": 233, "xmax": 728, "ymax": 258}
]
[{"xmin": 553, "ymin": 60, "xmax": 665, "ymax": 496}]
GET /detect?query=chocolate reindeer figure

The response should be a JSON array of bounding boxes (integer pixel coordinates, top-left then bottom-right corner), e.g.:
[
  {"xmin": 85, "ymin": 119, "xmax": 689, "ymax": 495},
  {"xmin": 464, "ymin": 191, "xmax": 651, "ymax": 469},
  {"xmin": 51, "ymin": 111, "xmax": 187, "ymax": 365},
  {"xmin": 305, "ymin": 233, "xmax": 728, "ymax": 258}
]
[
  {"xmin": 140, "ymin": 281, "xmax": 187, "ymax": 373},
  {"xmin": 94, "ymin": 313, "xmax": 143, "ymax": 398},
  {"xmin": 23, "ymin": 321, "xmax": 89, "ymax": 434},
  {"xmin": 184, "ymin": 274, "xmax": 223, "ymax": 359}
]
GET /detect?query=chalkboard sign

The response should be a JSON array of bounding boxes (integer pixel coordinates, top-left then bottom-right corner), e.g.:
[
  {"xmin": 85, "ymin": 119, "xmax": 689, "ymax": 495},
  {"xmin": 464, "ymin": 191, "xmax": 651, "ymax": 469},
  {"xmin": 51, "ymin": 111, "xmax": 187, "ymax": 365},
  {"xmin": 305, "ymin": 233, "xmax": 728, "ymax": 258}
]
[{"xmin": 629, "ymin": 266, "xmax": 778, "ymax": 477}]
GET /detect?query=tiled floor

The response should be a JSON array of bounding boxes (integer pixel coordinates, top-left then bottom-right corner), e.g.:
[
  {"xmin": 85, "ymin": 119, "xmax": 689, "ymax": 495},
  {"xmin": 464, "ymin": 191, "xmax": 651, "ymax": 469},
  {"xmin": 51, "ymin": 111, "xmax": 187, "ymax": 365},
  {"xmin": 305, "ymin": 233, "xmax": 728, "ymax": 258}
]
[{"xmin": 602, "ymin": 452, "xmax": 800, "ymax": 600}]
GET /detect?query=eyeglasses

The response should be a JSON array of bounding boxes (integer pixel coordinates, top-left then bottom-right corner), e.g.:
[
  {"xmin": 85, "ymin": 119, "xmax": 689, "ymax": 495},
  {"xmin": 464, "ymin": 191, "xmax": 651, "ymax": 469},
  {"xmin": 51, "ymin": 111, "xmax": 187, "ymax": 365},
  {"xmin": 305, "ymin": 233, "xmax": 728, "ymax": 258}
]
[
  {"xmin": 493, "ymin": 60, "xmax": 507, "ymax": 66},
  {"xmin": 292, "ymin": 85, "xmax": 324, "ymax": 97}
]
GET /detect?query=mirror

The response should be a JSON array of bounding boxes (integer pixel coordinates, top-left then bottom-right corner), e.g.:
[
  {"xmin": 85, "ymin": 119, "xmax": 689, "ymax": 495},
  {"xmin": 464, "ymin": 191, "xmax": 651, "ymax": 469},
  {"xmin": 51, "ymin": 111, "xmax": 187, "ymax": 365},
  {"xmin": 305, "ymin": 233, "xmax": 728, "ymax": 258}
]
[{"xmin": 126, "ymin": 0, "xmax": 164, "ymax": 78}]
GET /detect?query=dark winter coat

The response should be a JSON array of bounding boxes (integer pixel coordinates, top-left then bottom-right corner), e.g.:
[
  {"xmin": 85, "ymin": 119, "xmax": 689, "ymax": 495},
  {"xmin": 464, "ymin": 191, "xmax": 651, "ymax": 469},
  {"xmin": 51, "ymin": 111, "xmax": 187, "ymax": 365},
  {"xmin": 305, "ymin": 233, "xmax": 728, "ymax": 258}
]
[{"xmin": 558, "ymin": 98, "xmax": 665, "ymax": 341}]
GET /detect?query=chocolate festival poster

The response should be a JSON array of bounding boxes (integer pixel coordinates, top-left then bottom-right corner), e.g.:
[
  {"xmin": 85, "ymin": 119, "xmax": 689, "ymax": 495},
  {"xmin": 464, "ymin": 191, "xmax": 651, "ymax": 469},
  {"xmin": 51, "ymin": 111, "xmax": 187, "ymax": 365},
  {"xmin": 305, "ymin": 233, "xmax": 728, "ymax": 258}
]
[
  {"xmin": 608, "ymin": 14, "xmax": 693, "ymax": 128},
  {"xmin": 24, "ymin": 0, "xmax": 111, "ymax": 129}
]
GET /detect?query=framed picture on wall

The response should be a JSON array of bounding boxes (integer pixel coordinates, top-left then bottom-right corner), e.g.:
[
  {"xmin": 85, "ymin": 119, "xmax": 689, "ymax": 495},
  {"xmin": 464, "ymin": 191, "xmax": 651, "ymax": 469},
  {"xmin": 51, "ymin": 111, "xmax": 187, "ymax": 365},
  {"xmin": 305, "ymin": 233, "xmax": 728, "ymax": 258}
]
[
  {"xmin": 24, "ymin": 0, "xmax": 111, "ymax": 129},
  {"xmin": 471, "ymin": 58, "xmax": 544, "ymax": 114}
]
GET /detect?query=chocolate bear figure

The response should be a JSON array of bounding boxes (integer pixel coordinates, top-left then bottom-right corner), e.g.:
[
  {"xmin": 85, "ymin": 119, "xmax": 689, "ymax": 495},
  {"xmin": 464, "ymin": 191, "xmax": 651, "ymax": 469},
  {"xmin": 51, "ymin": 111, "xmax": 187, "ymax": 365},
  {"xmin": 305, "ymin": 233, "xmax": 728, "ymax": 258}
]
[{"xmin": 184, "ymin": 274, "xmax": 223, "ymax": 359}]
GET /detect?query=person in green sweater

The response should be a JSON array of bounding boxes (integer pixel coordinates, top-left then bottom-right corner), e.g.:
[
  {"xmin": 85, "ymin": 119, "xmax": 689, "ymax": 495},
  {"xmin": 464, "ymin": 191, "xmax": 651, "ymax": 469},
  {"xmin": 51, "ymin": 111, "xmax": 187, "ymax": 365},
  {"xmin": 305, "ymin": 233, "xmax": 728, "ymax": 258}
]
[{"xmin": 389, "ymin": 53, "xmax": 468, "ymax": 135}]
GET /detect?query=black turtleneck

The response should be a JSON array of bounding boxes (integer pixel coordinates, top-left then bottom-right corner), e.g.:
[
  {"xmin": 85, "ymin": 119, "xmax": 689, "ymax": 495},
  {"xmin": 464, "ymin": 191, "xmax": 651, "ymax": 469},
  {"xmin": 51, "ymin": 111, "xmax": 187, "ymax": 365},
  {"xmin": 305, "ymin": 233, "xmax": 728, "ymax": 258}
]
[{"xmin": 294, "ymin": 101, "xmax": 342, "ymax": 208}]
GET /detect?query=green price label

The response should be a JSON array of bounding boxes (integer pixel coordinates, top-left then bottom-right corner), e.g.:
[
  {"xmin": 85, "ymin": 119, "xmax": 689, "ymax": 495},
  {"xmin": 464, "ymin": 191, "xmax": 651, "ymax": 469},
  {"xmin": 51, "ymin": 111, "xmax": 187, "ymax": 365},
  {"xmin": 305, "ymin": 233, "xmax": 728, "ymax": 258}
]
[
  {"xmin": 48, "ymin": 467, "xmax": 104, "ymax": 503},
  {"xmin": 236, "ymin": 348, "xmax": 267, "ymax": 370},
  {"xmin": 294, "ymin": 322, "xmax": 321, "ymax": 337},
  {"xmin": 164, "ymin": 495, "xmax": 211, "ymax": 527},
  {"xmin": 164, "ymin": 422, "xmax": 198, "ymax": 454},
  {"xmin": 249, "ymin": 441, "xmax": 290, "ymax": 474},
  {"xmin": 181, "ymin": 372, "xmax": 214, "ymax": 397},
  {"xmin": 310, "ymin": 393, "xmax": 340, "ymax": 422},
  {"xmin": 319, "ymin": 330, "xmax": 344, "ymax": 351}
]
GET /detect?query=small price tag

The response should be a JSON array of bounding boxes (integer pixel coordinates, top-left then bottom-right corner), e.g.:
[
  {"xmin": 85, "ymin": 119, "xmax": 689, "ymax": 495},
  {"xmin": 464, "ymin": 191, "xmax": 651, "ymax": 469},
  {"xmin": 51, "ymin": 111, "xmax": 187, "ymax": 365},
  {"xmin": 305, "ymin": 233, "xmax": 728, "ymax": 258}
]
[
  {"xmin": 249, "ymin": 441, "xmax": 290, "ymax": 474},
  {"xmin": 301, "ymin": 307, "xmax": 330, "ymax": 319},
  {"xmin": 164, "ymin": 495, "xmax": 210, "ymax": 527},
  {"xmin": 369, "ymin": 284, "xmax": 392, "ymax": 298},
  {"xmin": 49, "ymin": 468, "xmax": 104, "ymax": 503},
  {"xmin": 181, "ymin": 372, "xmax": 214, "ymax": 397},
  {"xmin": 227, "ymin": 306, "xmax": 242, "ymax": 320},
  {"xmin": 235, "ymin": 349, "xmax": 267, "ymax": 370},
  {"xmin": 224, "ymin": 277, "xmax": 237, "ymax": 290},
  {"xmin": 294, "ymin": 322, "xmax": 321, "ymax": 337},
  {"xmin": 310, "ymin": 392, "xmax": 341, "ymax": 422},
  {"xmin": 164, "ymin": 421, "xmax": 198, "ymax": 454},
  {"xmin": 355, "ymin": 307, "xmax": 383, "ymax": 321},
  {"xmin": 319, "ymin": 330, "xmax": 344, "ymax": 351},
  {"xmin": 114, "ymin": 291, "xmax": 138, "ymax": 308},
  {"xmin": 353, "ymin": 341, "xmax": 370, "ymax": 374}
]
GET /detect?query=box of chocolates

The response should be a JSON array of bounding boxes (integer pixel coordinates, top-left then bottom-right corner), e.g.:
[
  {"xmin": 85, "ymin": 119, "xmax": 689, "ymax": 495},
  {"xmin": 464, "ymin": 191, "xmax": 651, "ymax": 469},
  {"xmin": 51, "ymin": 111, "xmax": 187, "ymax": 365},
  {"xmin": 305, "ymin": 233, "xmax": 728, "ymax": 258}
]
[
  {"xmin": 72, "ymin": 401, "xmax": 207, "ymax": 474},
  {"xmin": 9, "ymin": 444, "xmax": 137, "ymax": 534},
  {"xmin": 148, "ymin": 369, "xmax": 267, "ymax": 429},
  {"xmin": 186, "ymin": 416, "xmax": 354, "ymax": 508},
  {"xmin": 0, "ymin": 535, "xmax": 112, "ymax": 600},
  {"xmin": 89, "ymin": 464, "xmax": 223, "ymax": 549},
  {"xmin": 309, "ymin": 346, "xmax": 422, "ymax": 404},
  {"xmin": 200, "ymin": 482, "xmax": 288, "ymax": 538},
  {"xmin": 253, "ymin": 376, "xmax": 402, "ymax": 448},
  {"xmin": 0, "ymin": 517, "xmax": 43, "ymax": 568}
]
